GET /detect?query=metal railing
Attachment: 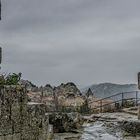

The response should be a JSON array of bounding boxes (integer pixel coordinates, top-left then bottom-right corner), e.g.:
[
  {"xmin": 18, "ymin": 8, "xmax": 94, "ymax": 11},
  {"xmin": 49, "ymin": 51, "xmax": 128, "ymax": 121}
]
[
  {"xmin": 46, "ymin": 91, "xmax": 140, "ymax": 113},
  {"xmin": 89, "ymin": 91, "xmax": 140, "ymax": 112}
]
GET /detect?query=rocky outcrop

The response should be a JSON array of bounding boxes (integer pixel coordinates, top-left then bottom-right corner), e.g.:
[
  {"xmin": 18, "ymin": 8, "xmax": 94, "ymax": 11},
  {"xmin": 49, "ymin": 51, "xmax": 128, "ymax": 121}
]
[
  {"xmin": 28, "ymin": 82, "xmax": 82, "ymax": 98},
  {"xmin": 119, "ymin": 120, "xmax": 140, "ymax": 136},
  {"xmin": 48, "ymin": 112, "xmax": 83, "ymax": 133},
  {"xmin": 42, "ymin": 84, "xmax": 54, "ymax": 96},
  {"xmin": 20, "ymin": 80, "xmax": 38, "ymax": 92},
  {"xmin": 54, "ymin": 82, "xmax": 81, "ymax": 97},
  {"xmin": 61, "ymin": 96, "xmax": 85, "ymax": 107},
  {"xmin": 27, "ymin": 82, "xmax": 86, "ymax": 112}
]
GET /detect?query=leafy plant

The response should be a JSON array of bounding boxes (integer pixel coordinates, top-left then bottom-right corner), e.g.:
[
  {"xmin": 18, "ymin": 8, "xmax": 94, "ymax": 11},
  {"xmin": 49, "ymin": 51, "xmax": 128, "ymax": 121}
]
[
  {"xmin": 0, "ymin": 74, "xmax": 6, "ymax": 85},
  {"xmin": 0, "ymin": 73, "xmax": 22, "ymax": 85}
]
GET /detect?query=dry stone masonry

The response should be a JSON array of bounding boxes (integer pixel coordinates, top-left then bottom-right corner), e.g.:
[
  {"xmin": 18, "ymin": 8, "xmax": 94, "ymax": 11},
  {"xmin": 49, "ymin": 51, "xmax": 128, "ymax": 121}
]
[{"xmin": 0, "ymin": 85, "xmax": 49, "ymax": 140}]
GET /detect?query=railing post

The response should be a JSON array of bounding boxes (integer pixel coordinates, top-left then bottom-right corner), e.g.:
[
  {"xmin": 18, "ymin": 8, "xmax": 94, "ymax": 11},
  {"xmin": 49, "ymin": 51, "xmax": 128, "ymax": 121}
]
[
  {"xmin": 100, "ymin": 100, "xmax": 102, "ymax": 113},
  {"xmin": 138, "ymin": 101, "xmax": 140, "ymax": 120},
  {"xmin": 136, "ymin": 91, "xmax": 138, "ymax": 106},
  {"xmin": 122, "ymin": 92, "xmax": 124, "ymax": 108}
]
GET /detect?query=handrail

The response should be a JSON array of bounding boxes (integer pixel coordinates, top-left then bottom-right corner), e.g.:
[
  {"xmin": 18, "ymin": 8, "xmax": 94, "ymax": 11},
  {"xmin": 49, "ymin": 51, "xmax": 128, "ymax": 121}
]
[
  {"xmin": 91, "ymin": 90, "xmax": 140, "ymax": 112},
  {"xmin": 46, "ymin": 91, "xmax": 140, "ymax": 113},
  {"xmin": 89, "ymin": 90, "xmax": 140, "ymax": 104},
  {"xmin": 93, "ymin": 98, "xmax": 140, "ymax": 110}
]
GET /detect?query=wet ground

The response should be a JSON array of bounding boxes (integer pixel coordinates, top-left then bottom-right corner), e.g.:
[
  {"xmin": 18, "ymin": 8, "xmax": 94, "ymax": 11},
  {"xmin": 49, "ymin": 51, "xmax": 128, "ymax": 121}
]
[
  {"xmin": 81, "ymin": 121, "xmax": 122, "ymax": 140},
  {"xmin": 54, "ymin": 112, "xmax": 140, "ymax": 140}
]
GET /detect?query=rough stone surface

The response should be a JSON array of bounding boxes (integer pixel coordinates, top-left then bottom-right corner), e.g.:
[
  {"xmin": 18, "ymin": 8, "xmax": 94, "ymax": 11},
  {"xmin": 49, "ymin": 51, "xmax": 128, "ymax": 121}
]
[
  {"xmin": 54, "ymin": 82, "xmax": 81, "ymax": 96},
  {"xmin": 48, "ymin": 112, "xmax": 83, "ymax": 133},
  {"xmin": 42, "ymin": 84, "xmax": 54, "ymax": 97},
  {"xmin": 0, "ymin": 85, "xmax": 49, "ymax": 140},
  {"xmin": 120, "ymin": 120, "xmax": 140, "ymax": 136}
]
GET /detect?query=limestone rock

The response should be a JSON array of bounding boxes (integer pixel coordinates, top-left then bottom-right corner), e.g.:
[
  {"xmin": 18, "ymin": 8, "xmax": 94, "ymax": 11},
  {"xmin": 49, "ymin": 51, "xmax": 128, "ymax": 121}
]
[
  {"xmin": 120, "ymin": 120, "xmax": 140, "ymax": 136},
  {"xmin": 0, "ymin": 86, "xmax": 49, "ymax": 140},
  {"xmin": 42, "ymin": 84, "xmax": 54, "ymax": 96},
  {"xmin": 54, "ymin": 82, "xmax": 81, "ymax": 97},
  {"xmin": 49, "ymin": 112, "xmax": 83, "ymax": 133}
]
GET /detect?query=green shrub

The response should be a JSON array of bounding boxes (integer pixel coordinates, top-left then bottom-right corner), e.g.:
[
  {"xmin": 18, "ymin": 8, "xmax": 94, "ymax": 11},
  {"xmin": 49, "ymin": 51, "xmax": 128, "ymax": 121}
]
[{"xmin": 0, "ymin": 73, "xmax": 22, "ymax": 85}]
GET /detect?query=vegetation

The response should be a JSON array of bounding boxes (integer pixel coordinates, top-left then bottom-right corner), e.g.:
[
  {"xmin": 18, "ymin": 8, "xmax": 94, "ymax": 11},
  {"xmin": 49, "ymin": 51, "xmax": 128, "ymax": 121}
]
[{"xmin": 0, "ymin": 73, "xmax": 22, "ymax": 85}]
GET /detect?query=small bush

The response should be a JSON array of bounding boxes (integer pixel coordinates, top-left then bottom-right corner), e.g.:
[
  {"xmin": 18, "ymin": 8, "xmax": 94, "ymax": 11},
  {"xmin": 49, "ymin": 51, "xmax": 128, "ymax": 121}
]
[{"xmin": 0, "ymin": 73, "xmax": 22, "ymax": 86}]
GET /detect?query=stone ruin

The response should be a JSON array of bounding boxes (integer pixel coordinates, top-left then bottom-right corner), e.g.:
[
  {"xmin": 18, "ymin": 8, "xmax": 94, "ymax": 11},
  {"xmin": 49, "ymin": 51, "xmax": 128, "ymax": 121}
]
[
  {"xmin": 0, "ymin": 85, "xmax": 49, "ymax": 140},
  {"xmin": 138, "ymin": 72, "xmax": 140, "ymax": 90}
]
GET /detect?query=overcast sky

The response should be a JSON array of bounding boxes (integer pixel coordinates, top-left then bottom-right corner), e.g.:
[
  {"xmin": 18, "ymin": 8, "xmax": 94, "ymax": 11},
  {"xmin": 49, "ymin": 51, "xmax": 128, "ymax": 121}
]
[{"xmin": 0, "ymin": 0, "xmax": 140, "ymax": 87}]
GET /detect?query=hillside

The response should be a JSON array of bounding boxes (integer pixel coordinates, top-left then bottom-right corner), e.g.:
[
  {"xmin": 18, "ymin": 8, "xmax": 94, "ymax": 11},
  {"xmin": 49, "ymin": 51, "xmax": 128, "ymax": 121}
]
[{"xmin": 82, "ymin": 83, "xmax": 138, "ymax": 98}]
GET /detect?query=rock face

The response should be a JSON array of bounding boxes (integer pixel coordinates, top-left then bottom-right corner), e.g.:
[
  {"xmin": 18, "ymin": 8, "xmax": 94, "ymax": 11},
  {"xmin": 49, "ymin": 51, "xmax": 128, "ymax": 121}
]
[
  {"xmin": 54, "ymin": 83, "xmax": 85, "ymax": 111},
  {"xmin": 54, "ymin": 82, "xmax": 81, "ymax": 97},
  {"xmin": 20, "ymin": 80, "xmax": 38, "ymax": 92},
  {"xmin": 0, "ymin": 85, "xmax": 49, "ymax": 140},
  {"xmin": 48, "ymin": 112, "xmax": 83, "ymax": 133},
  {"xmin": 120, "ymin": 120, "xmax": 140, "ymax": 136},
  {"xmin": 42, "ymin": 84, "xmax": 54, "ymax": 96},
  {"xmin": 27, "ymin": 82, "xmax": 87, "ymax": 113}
]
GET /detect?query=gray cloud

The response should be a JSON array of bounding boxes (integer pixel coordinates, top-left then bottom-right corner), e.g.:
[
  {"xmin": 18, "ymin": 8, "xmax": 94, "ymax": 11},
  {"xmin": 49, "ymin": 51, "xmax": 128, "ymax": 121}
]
[{"xmin": 0, "ymin": 0, "xmax": 140, "ymax": 87}]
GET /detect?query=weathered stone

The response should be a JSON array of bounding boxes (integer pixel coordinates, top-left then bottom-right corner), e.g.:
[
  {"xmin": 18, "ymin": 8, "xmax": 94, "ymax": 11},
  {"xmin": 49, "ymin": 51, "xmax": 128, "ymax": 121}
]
[
  {"xmin": 120, "ymin": 120, "xmax": 140, "ymax": 136},
  {"xmin": 0, "ymin": 86, "xmax": 49, "ymax": 140},
  {"xmin": 42, "ymin": 84, "xmax": 54, "ymax": 97},
  {"xmin": 54, "ymin": 82, "xmax": 81, "ymax": 96},
  {"xmin": 48, "ymin": 112, "xmax": 83, "ymax": 133}
]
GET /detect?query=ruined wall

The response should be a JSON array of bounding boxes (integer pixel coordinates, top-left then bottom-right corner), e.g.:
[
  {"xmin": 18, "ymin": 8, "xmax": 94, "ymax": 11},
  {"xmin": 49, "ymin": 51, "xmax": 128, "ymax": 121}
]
[
  {"xmin": 0, "ymin": 85, "xmax": 49, "ymax": 140},
  {"xmin": 138, "ymin": 72, "xmax": 140, "ymax": 90}
]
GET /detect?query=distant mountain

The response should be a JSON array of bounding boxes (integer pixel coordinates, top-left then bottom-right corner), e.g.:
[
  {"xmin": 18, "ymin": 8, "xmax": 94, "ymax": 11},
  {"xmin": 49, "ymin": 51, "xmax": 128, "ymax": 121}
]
[{"xmin": 82, "ymin": 83, "xmax": 138, "ymax": 98}]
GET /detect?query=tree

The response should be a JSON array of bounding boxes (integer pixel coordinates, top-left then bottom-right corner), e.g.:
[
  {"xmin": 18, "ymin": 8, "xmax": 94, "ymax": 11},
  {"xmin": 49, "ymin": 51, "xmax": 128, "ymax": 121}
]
[
  {"xmin": 6, "ymin": 73, "xmax": 22, "ymax": 85},
  {"xmin": 0, "ymin": 74, "xmax": 6, "ymax": 85},
  {"xmin": 0, "ymin": 73, "xmax": 22, "ymax": 85}
]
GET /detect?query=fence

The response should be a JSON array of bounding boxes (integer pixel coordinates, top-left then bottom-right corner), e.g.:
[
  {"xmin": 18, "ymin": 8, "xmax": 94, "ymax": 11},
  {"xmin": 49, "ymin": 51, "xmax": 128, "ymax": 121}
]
[
  {"xmin": 45, "ymin": 91, "xmax": 140, "ymax": 113},
  {"xmin": 90, "ymin": 91, "xmax": 140, "ymax": 112}
]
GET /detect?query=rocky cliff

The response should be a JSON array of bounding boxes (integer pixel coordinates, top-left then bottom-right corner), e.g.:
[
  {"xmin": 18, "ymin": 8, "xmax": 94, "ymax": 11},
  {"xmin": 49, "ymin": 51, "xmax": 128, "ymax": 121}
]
[
  {"xmin": 54, "ymin": 82, "xmax": 81, "ymax": 97},
  {"xmin": 27, "ymin": 82, "xmax": 86, "ymax": 112}
]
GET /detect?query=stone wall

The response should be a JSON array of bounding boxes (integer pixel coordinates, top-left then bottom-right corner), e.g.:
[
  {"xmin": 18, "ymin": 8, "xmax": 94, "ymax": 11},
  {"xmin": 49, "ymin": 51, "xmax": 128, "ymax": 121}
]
[
  {"xmin": 138, "ymin": 72, "xmax": 140, "ymax": 90},
  {"xmin": 0, "ymin": 85, "xmax": 49, "ymax": 140}
]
